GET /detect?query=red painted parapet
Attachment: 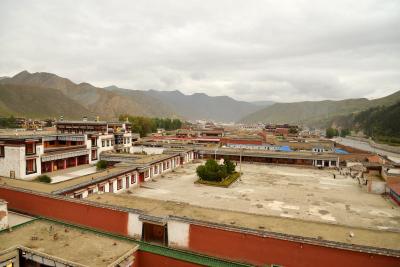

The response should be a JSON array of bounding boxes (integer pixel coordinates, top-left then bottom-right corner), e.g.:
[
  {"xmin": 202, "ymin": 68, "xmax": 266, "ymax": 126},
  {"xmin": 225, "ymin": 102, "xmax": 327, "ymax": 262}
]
[
  {"xmin": 136, "ymin": 251, "xmax": 201, "ymax": 267},
  {"xmin": 0, "ymin": 186, "xmax": 129, "ymax": 236},
  {"xmin": 188, "ymin": 224, "xmax": 400, "ymax": 267},
  {"xmin": 1, "ymin": 185, "xmax": 399, "ymax": 267}
]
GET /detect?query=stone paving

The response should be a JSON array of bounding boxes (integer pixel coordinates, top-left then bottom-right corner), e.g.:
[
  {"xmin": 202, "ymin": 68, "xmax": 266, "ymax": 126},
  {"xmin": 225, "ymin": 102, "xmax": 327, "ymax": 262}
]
[{"xmin": 128, "ymin": 162, "xmax": 400, "ymax": 231}]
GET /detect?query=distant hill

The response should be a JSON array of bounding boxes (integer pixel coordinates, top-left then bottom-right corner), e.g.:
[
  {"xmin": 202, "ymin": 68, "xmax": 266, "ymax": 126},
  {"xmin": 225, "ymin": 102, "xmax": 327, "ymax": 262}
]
[
  {"xmin": 0, "ymin": 70, "xmax": 284, "ymax": 121},
  {"xmin": 240, "ymin": 90, "xmax": 400, "ymax": 127},
  {"xmin": 250, "ymin": 100, "xmax": 275, "ymax": 107},
  {"xmin": 0, "ymin": 84, "xmax": 92, "ymax": 119},
  {"xmin": 353, "ymin": 102, "xmax": 400, "ymax": 143},
  {"xmin": 144, "ymin": 89, "xmax": 261, "ymax": 122},
  {"xmin": 0, "ymin": 71, "xmax": 177, "ymax": 120}
]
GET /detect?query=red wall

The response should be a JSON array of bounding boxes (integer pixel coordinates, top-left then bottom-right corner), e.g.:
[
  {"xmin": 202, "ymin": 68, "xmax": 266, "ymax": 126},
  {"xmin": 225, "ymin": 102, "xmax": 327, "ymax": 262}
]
[
  {"xmin": 2, "ymin": 186, "xmax": 399, "ymax": 267},
  {"xmin": 0, "ymin": 187, "xmax": 128, "ymax": 235},
  {"xmin": 221, "ymin": 138, "xmax": 263, "ymax": 145},
  {"xmin": 189, "ymin": 224, "xmax": 400, "ymax": 267},
  {"xmin": 135, "ymin": 251, "xmax": 201, "ymax": 267}
]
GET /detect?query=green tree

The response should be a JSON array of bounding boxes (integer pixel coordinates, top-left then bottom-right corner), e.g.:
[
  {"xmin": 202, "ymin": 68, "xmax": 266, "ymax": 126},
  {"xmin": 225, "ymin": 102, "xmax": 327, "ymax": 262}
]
[
  {"xmin": 0, "ymin": 116, "xmax": 19, "ymax": 129},
  {"xmin": 120, "ymin": 115, "xmax": 184, "ymax": 137},
  {"xmin": 326, "ymin": 127, "xmax": 339, "ymax": 138},
  {"xmin": 196, "ymin": 159, "xmax": 235, "ymax": 182},
  {"xmin": 224, "ymin": 158, "xmax": 235, "ymax": 174},
  {"xmin": 340, "ymin": 128, "xmax": 350, "ymax": 137}
]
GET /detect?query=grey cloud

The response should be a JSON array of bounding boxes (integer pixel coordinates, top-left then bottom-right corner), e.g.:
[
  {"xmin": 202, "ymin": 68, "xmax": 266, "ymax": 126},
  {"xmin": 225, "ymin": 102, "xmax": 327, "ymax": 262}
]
[{"xmin": 0, "ymin": 0, "xmax": 399, "ymax": 101}]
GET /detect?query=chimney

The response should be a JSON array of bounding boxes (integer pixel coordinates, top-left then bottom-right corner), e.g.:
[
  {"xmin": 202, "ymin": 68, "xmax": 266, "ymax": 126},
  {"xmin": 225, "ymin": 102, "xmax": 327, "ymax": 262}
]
[
  {"xmin": 59, "ymin": 115, "xmax": 64, "ymax": 122},
  {"xmin": 83, "ymin": 116, "xmax": 87, "ymax": 122},
  {"xmin": 95, "ymin": 116, "xmax": 100, "ymax": 122}
]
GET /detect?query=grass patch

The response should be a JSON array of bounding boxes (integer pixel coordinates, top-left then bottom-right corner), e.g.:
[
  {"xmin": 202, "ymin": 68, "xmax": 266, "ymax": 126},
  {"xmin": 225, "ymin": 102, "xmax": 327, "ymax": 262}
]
[{"xmin": 195, "ymin": 172, "xmax": 241, "ymax": 188}]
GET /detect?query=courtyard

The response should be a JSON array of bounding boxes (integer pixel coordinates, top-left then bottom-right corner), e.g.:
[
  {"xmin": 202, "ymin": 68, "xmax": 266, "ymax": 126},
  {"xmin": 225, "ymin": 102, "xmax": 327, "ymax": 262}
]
[{"xmin": 126, "ymin": 161, "xmax": 400, "ymax": 231}]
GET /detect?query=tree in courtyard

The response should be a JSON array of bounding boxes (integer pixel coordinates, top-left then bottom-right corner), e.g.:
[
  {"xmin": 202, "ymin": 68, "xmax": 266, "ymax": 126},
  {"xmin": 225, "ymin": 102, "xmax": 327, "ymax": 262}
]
[
  {"xmin": 196, "ymin": 159, "xmax": 236, "ymax": 182},
  {"xmin": 223, "ymin": 158, "xmax": 235, "ymax": 174}
]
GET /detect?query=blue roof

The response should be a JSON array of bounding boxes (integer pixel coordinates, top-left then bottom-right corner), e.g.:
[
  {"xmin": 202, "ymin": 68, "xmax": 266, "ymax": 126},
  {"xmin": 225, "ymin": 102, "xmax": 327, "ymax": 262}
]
[
  {"xmin": 334, "ymin": 148, "xmax": 349, "ymax": 154},
  {"xmin": 278, "ymin": 146, "xmax": 293, "ymax": 152}
]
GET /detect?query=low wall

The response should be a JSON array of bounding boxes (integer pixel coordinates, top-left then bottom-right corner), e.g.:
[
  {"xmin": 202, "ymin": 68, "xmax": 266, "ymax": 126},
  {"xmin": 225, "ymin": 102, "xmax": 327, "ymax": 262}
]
[
  {"xmin": 1, "ymin": 186, "xmax": 399, "ymax": 267},
  {"xmin": 0, "ymin": 187, "xmax": 128, "ymax": 236},
  {"xmin": 188, "ymin": 224, "xmax": 400, "ymax": 267}
]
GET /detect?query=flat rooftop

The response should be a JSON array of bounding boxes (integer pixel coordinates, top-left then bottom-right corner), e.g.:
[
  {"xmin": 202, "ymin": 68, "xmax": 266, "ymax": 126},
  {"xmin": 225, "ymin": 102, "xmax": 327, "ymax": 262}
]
[
  {"xmin": 0, "ymin": 165, "xmax": 130, "ymax": 194},
  {"xmin": 0, "ymin": 219, "xmax": 137, "ymax": 266},
  {"xmin": 199, "ymin": 147, "xmax": 339, "ymax": 160},
  {"xmin": 88, "ymin": 162, "xmax": 400, "ymax": 250},
  {"xmin": 102, "ymin": 152, "xmax": 177, "ymax": 165}
]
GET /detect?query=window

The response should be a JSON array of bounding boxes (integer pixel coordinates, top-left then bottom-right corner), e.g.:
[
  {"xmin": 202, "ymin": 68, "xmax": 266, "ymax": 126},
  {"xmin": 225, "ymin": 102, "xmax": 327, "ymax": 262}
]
[
  {"xmin": 131, "ymin": 174, "xmax": 136, "ymax": 184},
  {"xmin": 25, "ymin": 143, "xmax": 36, "ymax": 155},
  {"xmin": 107, "ymin": 140, "xmax": 111, "ymax": 147},
  {"xmin": 102, "ymin": 140, "xmax": 105, "ymax": 147},
  {"xmin": 117, "ymin": 179, "xmax": 122, "ymax": 190},
  {"xmin": 98, "ymin": 185, "xmax": 104, "ymax": 192},
  {"xmin": 0, "ymin": 145, "xmax": 4, "ymax": 157},
  {"xmin": 317, "ymin": 160, "xmax": 322, "ymax": 165},
  {"xmin": 88, "ymin": 189, "xmax": 93, "ymax": 194},
  {"xmin": 26, "ymin": 159, "xmax": 37, "ymax": 174}
]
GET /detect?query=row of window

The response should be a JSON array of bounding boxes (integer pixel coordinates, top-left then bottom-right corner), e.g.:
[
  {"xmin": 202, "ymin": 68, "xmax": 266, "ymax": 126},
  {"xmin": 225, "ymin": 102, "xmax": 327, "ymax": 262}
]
[{"xmin": 101, "ymin": 139, "xmax": 114, "ymax": 147}]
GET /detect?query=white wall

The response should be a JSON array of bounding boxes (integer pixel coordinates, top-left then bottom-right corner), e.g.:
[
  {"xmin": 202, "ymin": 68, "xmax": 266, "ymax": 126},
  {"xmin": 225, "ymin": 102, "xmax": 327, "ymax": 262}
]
[
  {"xmin": 167, "ymin": 220, "xmax": 190, "ymax": 248},
  {"xmin": 0, "ymin": 145, "xmax": 40, "ymax": 179},
  {"xmin": 0, "ymin": 201, "xmax": 8, "ymax": 230},
  {"xmin": 0, "ymin": 146, "xmax": 23, "ymax": 178},
  {"xmin": 127, "ymin": 213, "xmax": 142, "ymax": 239},
  {"xmin": 96, "ymin": 134, "xmax": 114, "ymax": 160},
  {"xmin": 368, "ymin": 180, "xmax": 386, "ymax": 194},
  {"xmin": 131, "ymin": 146, "xmax": 164, "ymax": 155}
]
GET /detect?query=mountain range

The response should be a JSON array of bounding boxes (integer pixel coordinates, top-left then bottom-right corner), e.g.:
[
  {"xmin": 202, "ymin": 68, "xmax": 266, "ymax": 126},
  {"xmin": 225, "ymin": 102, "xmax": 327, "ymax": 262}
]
[
  {"xmin": 0, "ymin": 71, "xmax": 263, "ymax": 121},
  {"xmin": 0, "ymin": 70, "xmax": 399, "ymax": 127},
  {"xmin": 240, "ymin": 90, "xmax": 400, "ymax": 127}
]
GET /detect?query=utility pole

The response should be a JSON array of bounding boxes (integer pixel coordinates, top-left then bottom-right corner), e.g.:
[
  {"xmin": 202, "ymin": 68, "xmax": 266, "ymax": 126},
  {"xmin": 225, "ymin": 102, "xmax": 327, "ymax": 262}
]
[{"xmin": 239, "ymin": 148, "xmax": 243, "ymax": 174}]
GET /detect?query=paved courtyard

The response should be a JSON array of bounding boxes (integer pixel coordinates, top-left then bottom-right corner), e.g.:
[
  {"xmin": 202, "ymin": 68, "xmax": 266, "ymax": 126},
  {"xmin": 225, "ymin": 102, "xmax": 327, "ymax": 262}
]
[{"xmin": 127, "ymin": 161, "xmax": 400, "ymax": 231}]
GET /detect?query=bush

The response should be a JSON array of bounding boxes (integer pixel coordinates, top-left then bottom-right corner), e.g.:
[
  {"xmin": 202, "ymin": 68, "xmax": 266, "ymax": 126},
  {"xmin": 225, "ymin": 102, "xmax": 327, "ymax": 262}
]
[
  {"xmin": 36, "ymin": 175, "xmax": 51, "ymax": 183},
  {"xmin": 224, "ymin": 158, "xmax": 235, "ymax": 174},
  {"xmin": 196, "ymin": 159, "xmax": 233, "ymax": 182},
  {"xmin": 96, "ymin": 160, "xmax": 107, "ymax": 170}
]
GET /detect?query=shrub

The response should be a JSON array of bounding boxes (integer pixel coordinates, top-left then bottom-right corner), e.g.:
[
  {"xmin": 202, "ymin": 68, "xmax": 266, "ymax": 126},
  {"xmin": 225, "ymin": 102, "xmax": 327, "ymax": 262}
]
[
  {"xmin": 96, "ymin": 160, "xmax": 107, "ymax": 170},
  {"xmin": 196, "ymin": 159, "xmax": 233, "ymax": 182},
  {"xmin": 36, "ymin": 175, "xmax": 51, "ymax": 183},
  {"xmin": 224, "ymin": 158, "xmax": 235, "ymax": 174}
]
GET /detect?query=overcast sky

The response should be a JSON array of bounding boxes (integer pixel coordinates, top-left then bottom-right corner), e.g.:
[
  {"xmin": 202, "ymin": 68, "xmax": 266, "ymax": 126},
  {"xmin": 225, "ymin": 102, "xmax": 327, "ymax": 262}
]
[{"xmin": 0, "ymin": 0, "xmax": 399, "ymax": 102}]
